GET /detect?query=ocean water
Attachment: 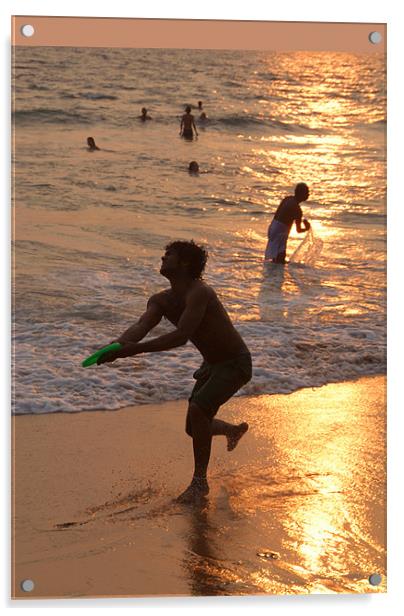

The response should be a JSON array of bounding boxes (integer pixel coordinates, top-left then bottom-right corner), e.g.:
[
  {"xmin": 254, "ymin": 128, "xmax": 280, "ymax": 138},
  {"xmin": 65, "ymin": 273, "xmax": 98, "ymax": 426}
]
[{"xmin": 12, "ymin": 47, "xmax": 386, "ymax": 414}]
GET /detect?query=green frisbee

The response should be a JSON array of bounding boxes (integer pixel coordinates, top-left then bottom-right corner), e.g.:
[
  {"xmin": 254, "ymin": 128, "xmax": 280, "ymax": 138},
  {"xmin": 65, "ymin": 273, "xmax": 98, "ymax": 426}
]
[{"xmin": 82, "ymin": 342, "xmax": 122, "ymax": 367}]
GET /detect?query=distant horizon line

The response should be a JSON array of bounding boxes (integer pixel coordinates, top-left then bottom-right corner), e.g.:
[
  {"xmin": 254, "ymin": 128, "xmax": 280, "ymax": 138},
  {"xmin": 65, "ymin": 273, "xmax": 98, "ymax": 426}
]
[{"xmin": 13, "ymin": 45, "xmax": 385, "ymax": 55}]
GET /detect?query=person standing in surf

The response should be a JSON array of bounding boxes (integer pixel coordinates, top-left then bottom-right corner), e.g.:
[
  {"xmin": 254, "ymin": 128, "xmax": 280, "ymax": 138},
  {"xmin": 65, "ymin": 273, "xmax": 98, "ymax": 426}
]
[
  {"xmin": 265, "ymin": 183, "xmax": 311, "ymax": 263},
  {"xmin": 97, "ymin": 241, "xmax": 252, "ymax": 503},
  {"xmin": 180, "ymin": 106, "xmax": 198, "ymax": 140}
]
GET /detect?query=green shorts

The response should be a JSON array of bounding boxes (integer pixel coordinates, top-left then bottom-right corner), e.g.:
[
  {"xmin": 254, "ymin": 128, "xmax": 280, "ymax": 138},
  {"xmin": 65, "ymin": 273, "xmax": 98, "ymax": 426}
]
[{"xmin": 188, "ymin": 352, "xmax": 252, "ymax": 420}]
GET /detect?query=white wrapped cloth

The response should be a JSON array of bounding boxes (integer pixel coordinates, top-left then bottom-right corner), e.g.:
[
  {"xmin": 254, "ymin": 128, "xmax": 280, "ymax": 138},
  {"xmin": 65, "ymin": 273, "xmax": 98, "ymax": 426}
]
[{"xmin": 264, "ymin": 219, "xmax": 289, "ymax": 261}]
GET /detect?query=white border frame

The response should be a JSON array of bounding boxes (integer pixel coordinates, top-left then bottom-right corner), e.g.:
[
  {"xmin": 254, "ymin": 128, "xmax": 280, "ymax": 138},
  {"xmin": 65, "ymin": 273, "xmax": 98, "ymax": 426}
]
[{"xmin": 2, "ymin": 1, "xmax": 403, "ymax": 614}]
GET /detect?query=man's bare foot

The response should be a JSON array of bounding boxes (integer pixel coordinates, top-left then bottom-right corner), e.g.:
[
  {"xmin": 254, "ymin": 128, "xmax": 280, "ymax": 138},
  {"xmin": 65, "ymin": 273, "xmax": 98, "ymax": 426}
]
[
  {"xmin": 175, "ymin": 477, "xmax": 209, "ymax": 504},
  {"xmin": 227, "ymin": 422, "xmax": 249, "ymax": 451}
]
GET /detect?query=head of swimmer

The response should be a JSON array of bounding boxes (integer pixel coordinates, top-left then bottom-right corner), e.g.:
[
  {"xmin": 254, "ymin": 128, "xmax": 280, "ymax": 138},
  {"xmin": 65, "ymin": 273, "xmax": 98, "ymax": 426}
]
[
  {"xmin": 160, "ymin": 240, "xmax": 208, "ymax": 281},
  {"xmin": 294, "ymin": 183, "xmax": 310, "ymax": 203},
  {"xmin": 87, "ymin": 137, "xmax": 98, "ymax": 150},
  {"xmin": 141, "ymin": 107, "xmax": 148, "ymax": 116},
  {"xmin": 188, "ymin": 161, "xmax": 199, "ymax": 174}
]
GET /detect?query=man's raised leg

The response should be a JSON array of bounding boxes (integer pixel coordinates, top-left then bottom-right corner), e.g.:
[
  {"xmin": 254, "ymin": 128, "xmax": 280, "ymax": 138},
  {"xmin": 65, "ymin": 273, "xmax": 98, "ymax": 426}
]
[{"xmin": 211, "ymin": 418, "xmax": 249, "ymax": 451}]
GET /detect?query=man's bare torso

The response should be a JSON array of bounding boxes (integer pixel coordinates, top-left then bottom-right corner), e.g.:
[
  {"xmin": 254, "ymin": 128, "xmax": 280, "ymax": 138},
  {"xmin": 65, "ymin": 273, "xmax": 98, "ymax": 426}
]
[
  {"xmin": 153, "ymin": 281, "xmax": 249, "ymax": 363},
  {"xmin": 181, "ymin": 113, "xmax": 194, "ymax": 130}
]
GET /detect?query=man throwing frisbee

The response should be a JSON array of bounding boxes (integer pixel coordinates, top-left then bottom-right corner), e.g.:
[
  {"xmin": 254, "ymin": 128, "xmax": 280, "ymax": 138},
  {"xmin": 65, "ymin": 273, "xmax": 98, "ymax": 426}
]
[{"xmin": 98, "ymin": 241, "xmax": 252, "ymax": 503}]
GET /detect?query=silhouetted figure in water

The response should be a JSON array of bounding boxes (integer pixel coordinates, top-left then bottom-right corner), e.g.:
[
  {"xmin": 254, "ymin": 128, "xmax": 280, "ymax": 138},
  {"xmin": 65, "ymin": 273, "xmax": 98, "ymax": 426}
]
[
  {"xmin": 97, "ymin": 241, "xmax": 251, "ymax": 503},
  {"xmin": 87, "ymin": 137, "xmax": 100, "ymax": 151},
  {"xmin": 265, "ymin": 183, "xmax": 311, "ymax": 263},
  {"xmin": 139, "ymin": 107, "xmax": 152, "ymax": 121},
  {"xmin": 198, "ymin": 101, "xmax": 203, "ymax": 110},
  {"xmin": 188, "ymin": 161, "xmax": 200, "ymax": 174},
  {"xmin": 180, "ymin": 106, "xmax": 198, "ymax": 140},
  {"xmin": 199, "ymin": 112, "xmax": 208, "ymax": 123}
]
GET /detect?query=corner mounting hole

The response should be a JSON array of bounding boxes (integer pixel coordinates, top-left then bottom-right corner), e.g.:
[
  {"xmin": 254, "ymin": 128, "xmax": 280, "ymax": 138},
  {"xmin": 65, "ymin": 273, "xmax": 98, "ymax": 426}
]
[
  {"xmin": 369, "ymin": 31, "xmax": 382, "ymax": 45},
  {"xmin": 368, "ymin": 573, "xmax": 382, "ymax": 586},
  {"xmin": 21, "ymin": 579, "xmax": 35, "ymax": 592},
  {"xmin": 21, "ymin": 24, "xmax": 35, "ymax": 38}
]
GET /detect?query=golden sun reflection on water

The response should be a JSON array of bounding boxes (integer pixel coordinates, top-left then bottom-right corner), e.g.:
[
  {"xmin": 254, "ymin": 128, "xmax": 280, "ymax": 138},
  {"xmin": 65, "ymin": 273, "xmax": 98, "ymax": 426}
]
[{"xmin": 240, "ymin": 54, "xmax": 385, "ymax": 217}]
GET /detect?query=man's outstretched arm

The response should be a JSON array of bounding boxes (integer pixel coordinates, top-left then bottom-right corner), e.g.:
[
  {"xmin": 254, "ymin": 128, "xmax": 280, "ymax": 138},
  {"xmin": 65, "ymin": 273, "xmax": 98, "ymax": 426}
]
[
  {"xmin": 97, "ymin": 295, "xmax": 163, "ymax": 364},
  {"xmin": 99, "ymin": 286, "xmax": 210, "ymax": 362},
  {"xmin": 117, "ymin": 295, "xmax": 163, "ymax": 344}
]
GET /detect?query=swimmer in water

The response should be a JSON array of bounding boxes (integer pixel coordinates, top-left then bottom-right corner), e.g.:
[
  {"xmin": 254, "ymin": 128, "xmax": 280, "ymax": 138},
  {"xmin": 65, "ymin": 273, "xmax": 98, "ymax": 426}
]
[
  {"xmin": 87, "ymin": 137, "xmax": 100, "ymax": 151},
  {"xmin": 188, "ymin": 161, "xmax": 200, "ymax": 174},
  {"xmin": 198, "ymin": 101, "xmax": 203, "ymax": 110},
  {"xmin": 180, "ymin": 106, "xmax": 198, "ymax": 141},
  {"xmin": 139, "ymin": 107, "xmax": 152, "ymax": 121}
]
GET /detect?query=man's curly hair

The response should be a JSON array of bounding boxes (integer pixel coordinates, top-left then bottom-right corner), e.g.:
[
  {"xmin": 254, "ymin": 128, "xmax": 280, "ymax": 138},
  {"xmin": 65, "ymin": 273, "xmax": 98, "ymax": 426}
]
[{"xmin": 165, "ymin": 240, "xmax": 208, "ymax": 279}]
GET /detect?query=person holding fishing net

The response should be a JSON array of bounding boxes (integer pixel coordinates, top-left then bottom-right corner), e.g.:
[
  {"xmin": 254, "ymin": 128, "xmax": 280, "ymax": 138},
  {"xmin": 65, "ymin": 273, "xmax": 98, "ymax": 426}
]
[{"xmin": 265, "ymin": 183, "xmax": 311, "ymax": 264}]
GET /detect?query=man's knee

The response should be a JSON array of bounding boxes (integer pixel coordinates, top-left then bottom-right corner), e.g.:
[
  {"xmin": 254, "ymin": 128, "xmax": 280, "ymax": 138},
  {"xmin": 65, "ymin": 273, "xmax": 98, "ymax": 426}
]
[
  {"xmin": 185, "ymin": 402, "xmax": 210, "ymax": 436},
  {"xmin": 185, "ymin": 402, "xmax": 198, "ymax": 436},
  {"xmin": 185, "ymin": 411, "xmax": 193, "ymax": 436}
]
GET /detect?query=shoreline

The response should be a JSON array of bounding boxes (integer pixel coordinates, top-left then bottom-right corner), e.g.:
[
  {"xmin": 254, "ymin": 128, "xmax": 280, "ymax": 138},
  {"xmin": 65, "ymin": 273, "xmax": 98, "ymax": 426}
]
[
  {"xmin": 13, "ymin": 372, "xmax": 387, "ymax": 417},
  {"xmin": 12, "ymin": 375, "xmax": 386, "ymax": 598}
]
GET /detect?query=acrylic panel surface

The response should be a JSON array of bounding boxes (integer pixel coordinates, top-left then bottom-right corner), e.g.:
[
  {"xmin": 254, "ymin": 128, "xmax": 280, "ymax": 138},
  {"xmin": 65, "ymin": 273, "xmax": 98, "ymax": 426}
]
[{"xmin": 12, "ymin": 18, "xmax": 386, "ymax": 599}]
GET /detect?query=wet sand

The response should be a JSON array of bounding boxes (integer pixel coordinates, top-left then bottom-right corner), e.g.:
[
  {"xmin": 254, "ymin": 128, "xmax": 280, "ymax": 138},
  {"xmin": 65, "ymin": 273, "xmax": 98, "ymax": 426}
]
[{"xmin": 12, "ymin": 376, "xmax": 386, "ymax": 599}]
